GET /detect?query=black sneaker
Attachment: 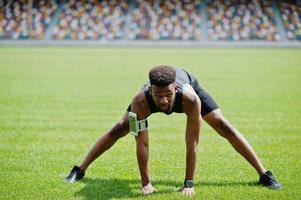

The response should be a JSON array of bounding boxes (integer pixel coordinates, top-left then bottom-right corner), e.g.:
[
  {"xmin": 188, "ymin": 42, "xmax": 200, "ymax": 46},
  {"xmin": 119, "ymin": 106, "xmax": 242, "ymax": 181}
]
[
  {"xmin": 259, "ymin": 171, "xmax": 282, "ymax": 189},
  {"xmin": 64, "ymin": 166, "xmax": 85, "ymax": 183}
]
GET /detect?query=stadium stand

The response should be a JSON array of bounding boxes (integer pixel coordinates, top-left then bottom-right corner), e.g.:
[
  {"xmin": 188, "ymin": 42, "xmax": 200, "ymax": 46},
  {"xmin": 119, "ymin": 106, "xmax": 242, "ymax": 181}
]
[
  {"xmin": 278, "ymin": 1, "xmax": 301, "ymax": 40},
  {"xmin": 0, "ymin": 0, "xmax": 30, "ymax": 39},
  {"xmin": 128, "ymin": 0, "xmax": 202, "ymax": 40},
  {"xmin": 31, "ymin": 0, "xmax": 58, "ymax": 39},
  {"xmin": 0, "ymin": 0, "xmax": 57, "ymax": 39},
  {"xmin": 207, "ymin": 0, "xmax": 280, "ymax": 41},
  {"xmin": 0, "ymin": 0, "xmax": 300, "ymax": 41},
  {"xmin": 52, "ymin": 0, "xmax": 129, "ymax": 40}
]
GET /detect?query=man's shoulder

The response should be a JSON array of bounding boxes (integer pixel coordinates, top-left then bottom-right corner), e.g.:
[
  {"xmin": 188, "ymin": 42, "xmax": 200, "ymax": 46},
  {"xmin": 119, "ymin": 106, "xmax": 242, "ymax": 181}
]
[
  {"xmin": 131, "ymin": 90, "xmax": 151, "ymax": 117},
  {"xmin": 182, "ymin": 84, "xmax": 201, "ymax": 113},
  {"xmin": 182, "ymin": 84, "xmax": 199, "ymax": 101},
  {"xmin": 132, "ymin": 89, "xmax": 147, "ymax": 104}
]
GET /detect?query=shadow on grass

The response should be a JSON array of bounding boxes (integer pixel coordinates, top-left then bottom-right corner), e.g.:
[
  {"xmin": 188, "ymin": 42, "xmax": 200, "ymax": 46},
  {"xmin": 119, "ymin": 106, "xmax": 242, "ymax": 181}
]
[
  {"xmin": 74, "ymin": 178, "xmax": 258, "ymax": 200},
  {"xmin": 74, "ymin": 178, "xmax": 182, "ymax": 200},
  {"xmin": 74, "ymin": 178, "xmax": 140, "ymax": 200},
  {"xmin": 200, "ymin": 180, "xmax": 258, "ymax": 187}
]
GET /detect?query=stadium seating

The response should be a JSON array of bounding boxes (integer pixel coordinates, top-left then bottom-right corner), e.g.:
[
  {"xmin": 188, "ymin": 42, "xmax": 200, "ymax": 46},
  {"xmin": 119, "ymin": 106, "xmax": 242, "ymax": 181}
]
[
  {"xmin": 30, "ymin": 0, "xmax": 58, "ymax": 39},
  {"xmin": 278, "ymin": 1, "xmax": 301, "ymax": 40},
  {"xmin": 0, "ymin": 0, "xmax": 57, "ymax": 39},
  {"xmin": 0, "ymin": 0, "xmax": 300, "ymax": 41},
  {"xmin": 207, "ymin": 0, "xmax": 280, "ymax": 41},
  {"xmin": 0, "ymin": 0, "xmax": 30, "ymax": 39},
  {"xmin": 128, "ymin": 0, "xmax": 202, "ymax": 40},
  {"xmin": 52, "ymin": 0, "xmax": 129, "ymax": 40}
]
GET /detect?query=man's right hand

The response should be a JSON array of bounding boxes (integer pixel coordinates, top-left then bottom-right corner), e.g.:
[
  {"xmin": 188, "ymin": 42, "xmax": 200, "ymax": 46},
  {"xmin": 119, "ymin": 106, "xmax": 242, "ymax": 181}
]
[
  {"xmin": 141, "ymin": 183, "xmax": 157, "ymax": 195},
  {"xmin": 178, "ymin": 186, "xmax": 195, "ymax": 196}
]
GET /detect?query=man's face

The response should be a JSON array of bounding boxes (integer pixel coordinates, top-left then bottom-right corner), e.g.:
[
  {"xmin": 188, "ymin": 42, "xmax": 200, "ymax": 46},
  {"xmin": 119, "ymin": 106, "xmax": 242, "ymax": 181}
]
[{"xmin": 150, "ymin": 83, "xmax": 177, "ymax": 112}]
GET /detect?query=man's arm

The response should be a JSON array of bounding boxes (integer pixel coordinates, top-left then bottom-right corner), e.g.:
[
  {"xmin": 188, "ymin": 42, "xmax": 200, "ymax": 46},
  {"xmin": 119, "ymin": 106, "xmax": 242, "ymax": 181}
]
[
  {"xmin": 180, "ymin": 86, "xmax": 202, "ymax": 196},
  {"xmin": 185, "ymin": 98, "xmax": 201, "ymax": 180},
  {"xmin": 135, "ymin": 129, "xmax": 150, "ymax": 186},
  {"xmin": 130, "ymin": 92, "xmax": 156, "ymax": 194},
  {"xmin": 135, "ymin": 129, "xmax": 157, "ymax": 194}
]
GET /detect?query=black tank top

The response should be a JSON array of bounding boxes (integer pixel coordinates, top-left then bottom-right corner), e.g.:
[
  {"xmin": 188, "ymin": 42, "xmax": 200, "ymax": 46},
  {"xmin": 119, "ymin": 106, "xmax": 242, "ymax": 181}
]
[{"xmin": 143, "ymin": 68, "xmax": 193, "ymax": 115}]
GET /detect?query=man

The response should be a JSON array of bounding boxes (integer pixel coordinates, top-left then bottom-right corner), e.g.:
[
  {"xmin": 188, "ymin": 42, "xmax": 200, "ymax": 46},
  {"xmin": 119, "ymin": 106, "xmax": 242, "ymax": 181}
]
[{"xmin": 65, "ymin": 66, "xmax": 282, "ymax": 196}]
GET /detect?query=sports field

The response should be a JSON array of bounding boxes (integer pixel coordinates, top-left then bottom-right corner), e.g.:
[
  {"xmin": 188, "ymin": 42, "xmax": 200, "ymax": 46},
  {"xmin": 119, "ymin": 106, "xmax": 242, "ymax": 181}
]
[{"xmin": 0, "ymin": 47, "xmax": 300, "ymax": 200}]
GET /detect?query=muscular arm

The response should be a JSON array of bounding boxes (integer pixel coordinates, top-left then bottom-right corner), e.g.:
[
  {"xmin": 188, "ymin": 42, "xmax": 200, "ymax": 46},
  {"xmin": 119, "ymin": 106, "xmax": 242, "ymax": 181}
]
[
  {"xmin": 183, "ymin": 85, "xmax": 202, "ymax": 181},
  {"xmin": 130, "ymin": 91, "xmax": 152, "ymax": 187},
  {"xmin": 135, "ymin": 129, "xmax": 150, "ymax": 186}
]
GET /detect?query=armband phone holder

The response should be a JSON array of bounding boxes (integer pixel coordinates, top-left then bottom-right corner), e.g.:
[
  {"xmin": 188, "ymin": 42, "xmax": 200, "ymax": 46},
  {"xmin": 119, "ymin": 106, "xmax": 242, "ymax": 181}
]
[{"xmin": 128, "ymin": 112, "xmax": 148, "ymax": 136}]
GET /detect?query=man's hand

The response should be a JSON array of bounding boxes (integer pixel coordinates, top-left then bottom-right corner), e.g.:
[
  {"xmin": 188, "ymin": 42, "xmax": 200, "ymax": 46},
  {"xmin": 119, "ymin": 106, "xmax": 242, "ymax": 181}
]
[
  {"xmin": 178, "ymin": 186, "xmax": 195, "ymax": 196},
  {"xmin": 141, "ymin": 183, "xmax": 157, "ymax": 195}
]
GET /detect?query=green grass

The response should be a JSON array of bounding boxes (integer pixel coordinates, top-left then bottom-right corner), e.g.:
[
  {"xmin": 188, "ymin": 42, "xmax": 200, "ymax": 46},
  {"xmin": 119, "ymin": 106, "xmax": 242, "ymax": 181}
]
[{"xmin": 0, "ymin": 47, "xmax": 300, "ymax": 200}]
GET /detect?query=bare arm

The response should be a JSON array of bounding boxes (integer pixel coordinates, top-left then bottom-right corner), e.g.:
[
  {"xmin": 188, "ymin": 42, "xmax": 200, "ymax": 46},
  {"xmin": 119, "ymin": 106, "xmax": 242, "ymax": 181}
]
[
  {"xmin": 184, "ymin": 96, "xmax": 201, "ymax": 181},
  {"xmin": 129, "ymin": 91, "xmax": 154, "ymax": 193},
  {"xmin": 135, "ymin": 130, "xmax": 150, "ymax": 186},
  {"xmin": 178, "ymin": 85, "xmax": 201, "ymax": 196}
]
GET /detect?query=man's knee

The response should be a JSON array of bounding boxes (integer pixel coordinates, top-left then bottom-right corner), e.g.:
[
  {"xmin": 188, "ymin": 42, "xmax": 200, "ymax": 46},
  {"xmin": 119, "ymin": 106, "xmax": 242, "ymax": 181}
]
[
  {"xmin": 205, "ymin": 110, "xmax": 238, "ymax": 140},
  {"xmin": 216, "ymin": 119, "xmax": 237, "ymax": 140}
]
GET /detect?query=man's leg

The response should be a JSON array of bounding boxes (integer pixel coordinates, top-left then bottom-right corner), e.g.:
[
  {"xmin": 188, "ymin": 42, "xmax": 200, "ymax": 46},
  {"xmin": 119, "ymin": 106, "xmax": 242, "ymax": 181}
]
[
  {"xmin": 79, "ymin": 113, "xmax": 130, "ymax": 171},
  {"xmin": 203, "ymin": 109, "xmax": 266, "ymax": 175},
  {"xmin": 65, "ymin": 113, "xmax": 129, "ymax": 182}
]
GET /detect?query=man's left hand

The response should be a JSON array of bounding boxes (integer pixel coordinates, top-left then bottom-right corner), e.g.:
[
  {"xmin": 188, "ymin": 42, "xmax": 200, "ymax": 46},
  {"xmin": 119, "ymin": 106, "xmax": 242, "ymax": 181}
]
[{"xmin": 178, "ymin": 186, "xmax": 195, "ymax": 196}]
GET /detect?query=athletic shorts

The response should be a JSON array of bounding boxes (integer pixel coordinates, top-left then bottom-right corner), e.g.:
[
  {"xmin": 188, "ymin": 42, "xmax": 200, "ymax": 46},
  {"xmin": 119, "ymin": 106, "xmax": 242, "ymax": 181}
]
[{"xmin": 189, "ymin": 74, "xmax": 219, "ymax": 116}]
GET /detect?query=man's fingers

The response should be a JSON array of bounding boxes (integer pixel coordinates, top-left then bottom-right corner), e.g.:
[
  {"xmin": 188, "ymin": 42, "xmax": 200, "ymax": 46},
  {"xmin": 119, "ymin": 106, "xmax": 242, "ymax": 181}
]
[
  {"xmin": 180, "ymin": 187, "xmax": 195, "ymax": 196},
  {"xmin": 187, "ymin": 189, "xmax": 194, "ymax": 196},
  {"xmin": 142, "ymin": 188, "xmax": 151, "ymax": 195},
  {"xmin": 141, "ymin": 184, "xmax": 157, "ymax": 195},
  {"xmin": 142, "ymin": 188, "xmax": 147, "ymax": 194},
  {"xmin": 141, "ymin": 186, "xmax": 149, "ymax": 194},
  {"xmin": 183, "ymin": 190, "xmax": 193, "ymax": 196}
]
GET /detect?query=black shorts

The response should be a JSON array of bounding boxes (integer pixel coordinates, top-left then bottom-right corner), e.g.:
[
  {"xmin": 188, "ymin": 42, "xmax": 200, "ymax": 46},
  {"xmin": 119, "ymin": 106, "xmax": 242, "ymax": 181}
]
[{"xmin": 190, "ymin": 74, "xmax": 219, "ymax": 116}]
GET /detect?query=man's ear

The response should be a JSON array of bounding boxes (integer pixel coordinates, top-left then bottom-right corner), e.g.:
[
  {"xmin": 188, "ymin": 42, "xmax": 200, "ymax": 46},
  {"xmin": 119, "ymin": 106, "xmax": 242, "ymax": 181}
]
[{"xmin": 175, "ymin": 83, "xmax": 179, "ymax": 92}]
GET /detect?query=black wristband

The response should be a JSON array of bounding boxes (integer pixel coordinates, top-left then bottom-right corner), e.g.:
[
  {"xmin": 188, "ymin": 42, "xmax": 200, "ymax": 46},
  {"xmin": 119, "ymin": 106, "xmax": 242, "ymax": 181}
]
[{"xmin": 184, "ymin": 179, "xmax": 194, "ymax": 188}]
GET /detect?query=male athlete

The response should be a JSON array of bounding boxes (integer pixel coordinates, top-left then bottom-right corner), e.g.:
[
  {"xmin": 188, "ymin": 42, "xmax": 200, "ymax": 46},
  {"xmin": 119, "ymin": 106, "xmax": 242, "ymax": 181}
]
[{"xmin": 65, "ymin": 66, "xmax": 282, "ymax": 196}]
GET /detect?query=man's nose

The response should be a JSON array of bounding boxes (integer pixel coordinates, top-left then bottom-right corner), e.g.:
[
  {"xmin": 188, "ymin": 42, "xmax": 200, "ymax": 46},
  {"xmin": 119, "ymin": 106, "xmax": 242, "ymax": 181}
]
[{"xmin": 160, "ymin": 97, "xmax": 168, "ymax": 104}]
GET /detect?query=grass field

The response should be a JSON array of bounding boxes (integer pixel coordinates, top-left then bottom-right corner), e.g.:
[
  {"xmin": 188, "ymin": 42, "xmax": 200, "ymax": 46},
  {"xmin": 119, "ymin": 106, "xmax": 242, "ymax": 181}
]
[{"xmin": 0, "ymin": 47, "xmax": 300, "ymax": 200}]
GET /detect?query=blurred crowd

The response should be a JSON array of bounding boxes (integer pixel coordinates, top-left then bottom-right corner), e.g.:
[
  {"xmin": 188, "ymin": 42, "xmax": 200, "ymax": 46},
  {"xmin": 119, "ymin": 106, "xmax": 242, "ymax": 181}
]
[
  {"xmin": 52, "ymin": 0, "xmax": 129, "ymax": 40},
  {"xmin": 0, "ymin": 0, "xmax": 57, "ymax": 39},
  {"xmin": 207, "ymin": 0, "xmax": 280, "ymax": 41},
  {"xmin": 128, "ymin": 0, "xmax": 202, "ymax": 40},
  {"xmin": 278, "ymin": 2, "xmax": 301, "ymax": 40},
  {"xmin": 0, "ymin": 0, "xmax": 301, "ymax": 41}
]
